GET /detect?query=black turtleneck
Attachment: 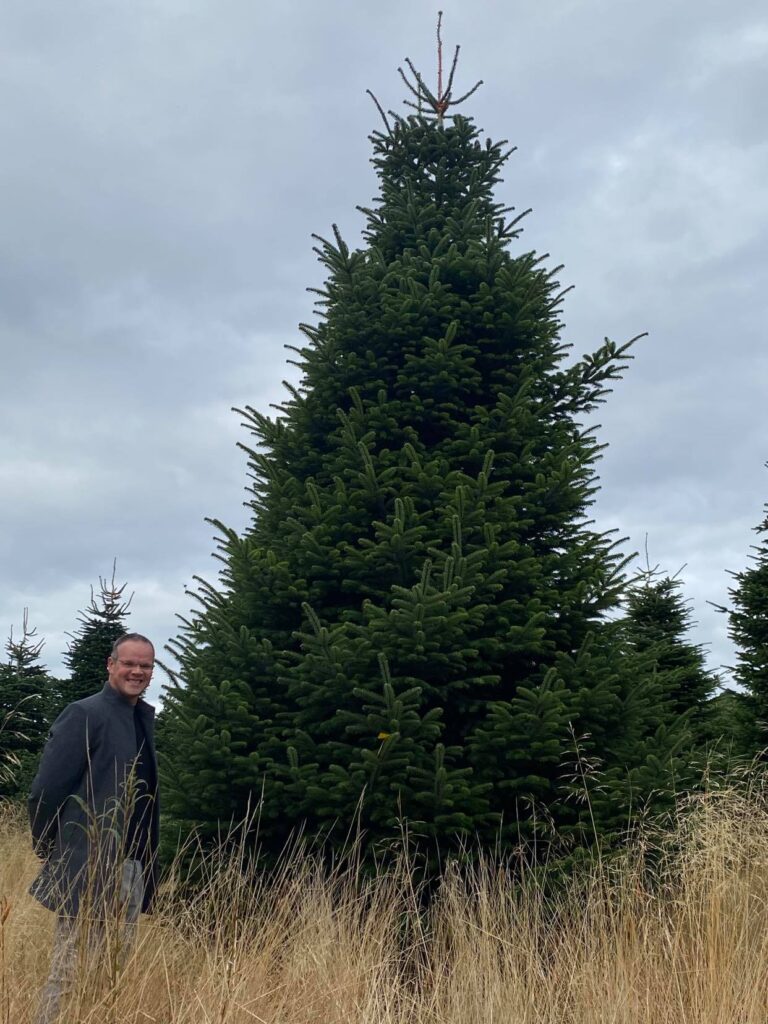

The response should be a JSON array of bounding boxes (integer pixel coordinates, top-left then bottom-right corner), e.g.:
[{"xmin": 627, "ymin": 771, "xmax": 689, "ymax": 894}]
[{"xmin": 124, "ymin": 706, "xmax": 156, "ymax": 862}]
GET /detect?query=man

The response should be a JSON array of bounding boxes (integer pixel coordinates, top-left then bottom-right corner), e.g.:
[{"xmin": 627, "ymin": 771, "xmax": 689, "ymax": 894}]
[{"xmin": 28, "ymin": 633, "xmax": 159, "ymax": 1024}]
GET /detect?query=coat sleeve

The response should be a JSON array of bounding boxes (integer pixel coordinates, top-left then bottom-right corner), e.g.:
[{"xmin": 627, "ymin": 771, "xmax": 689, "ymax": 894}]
[{"xmin": 27, "ymin": 704, "xmax": 96, "ymax": 857}]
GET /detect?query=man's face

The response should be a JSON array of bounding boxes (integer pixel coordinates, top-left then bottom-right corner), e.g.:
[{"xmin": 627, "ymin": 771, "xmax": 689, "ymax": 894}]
[{"xmin": 106, "ymin": 639, "xmax": 155, "ymax": 705}]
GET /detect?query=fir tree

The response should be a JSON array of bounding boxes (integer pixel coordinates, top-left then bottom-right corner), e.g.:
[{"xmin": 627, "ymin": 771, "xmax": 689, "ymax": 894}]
[
  {"xmin": 623, "ymin": 563, "xmax": 717, "ymax": 746},
  {"xmin": 162, "ymin": 28, "xmax": 685, "ymax": 863},
  {"xmin": 706, "ymin": 688, "xmax": 756, "ymax": 761},
  {"xmin": 0, "ymin": 611, "xmax": 54, "ymax": 800},
  {"xmin": 727, "ymin": 492, "xmax": 768, "ymax": 752},
  {"xmin": 53, "ymin": 565, "xmax": 132, "ymax": 713}
]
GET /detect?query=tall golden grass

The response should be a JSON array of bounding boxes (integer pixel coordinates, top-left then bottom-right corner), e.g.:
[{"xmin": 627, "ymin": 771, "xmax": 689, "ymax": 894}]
[{"xmin": 2, "ymin": 780, "xmax": 768, "ymax": 1023}]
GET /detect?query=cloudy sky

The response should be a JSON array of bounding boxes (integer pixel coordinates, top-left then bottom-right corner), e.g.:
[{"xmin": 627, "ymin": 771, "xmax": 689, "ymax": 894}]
[{"xmin": 1, "ymin": 0, "xmax": 765, "ymax": 700}]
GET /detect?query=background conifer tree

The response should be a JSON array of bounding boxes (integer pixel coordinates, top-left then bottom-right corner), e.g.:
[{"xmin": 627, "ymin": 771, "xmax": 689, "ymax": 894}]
[
  {"xmin": 161, "ymin": 34, "xmax": 686, "ymax": 863},
  {"xmin": 53, "ymin": 564, "xmax": 131, "ymax": 714},
  {"xmin": 0, "ymin": 611, "xmax": 55, "ymax": 800},
  {"xmin": 623, "ymin": 563, "xmax": 717, "ymax": 747},
  {"xmin": 706, "ymin": 687, "xmax": 756, "ymax": 761},
  {"xmin": 726, "ymin": 492, "xmax": 768, "ymax": 754}
]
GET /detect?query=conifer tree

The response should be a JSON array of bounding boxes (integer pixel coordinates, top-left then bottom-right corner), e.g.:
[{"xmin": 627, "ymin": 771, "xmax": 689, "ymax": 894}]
[
  {"xmin": 162, "ymin": 27, "xmax": 685, "ymax": 862},
  {"xmin": 0, "ymin": 611, "xmax": 54, "ymax": 800},
  {"xmin": 706, "ymin": 687, "xmax": 756, "ymax": 761},
  {"xmin": 623, "ymin": 564, "xmax": 717, "ymax": 745},
  {"xmin": 727, "ymin": 494, "xmax": 768, "ymax": 751},
  {"xmin": 53, "ymin": 565, "xmax": 131, "ymax": 714}
]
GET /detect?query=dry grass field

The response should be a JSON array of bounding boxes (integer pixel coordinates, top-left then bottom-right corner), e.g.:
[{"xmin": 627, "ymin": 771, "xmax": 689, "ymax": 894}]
[{"xmin": 2, "ymin": 782, "xmax": 768, "ymax": 1023}]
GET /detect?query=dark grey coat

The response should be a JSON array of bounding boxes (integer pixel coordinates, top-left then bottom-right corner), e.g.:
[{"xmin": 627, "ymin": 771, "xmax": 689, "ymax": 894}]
[{"xmin": 28, "ymin": 683, "xmax": 159, "ymax": 916}]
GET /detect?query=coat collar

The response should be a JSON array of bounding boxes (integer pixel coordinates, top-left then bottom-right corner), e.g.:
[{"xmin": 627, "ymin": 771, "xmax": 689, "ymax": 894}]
[{"xmin": 100, "ymin": 682, "xmax": 154, "ymax": 717}]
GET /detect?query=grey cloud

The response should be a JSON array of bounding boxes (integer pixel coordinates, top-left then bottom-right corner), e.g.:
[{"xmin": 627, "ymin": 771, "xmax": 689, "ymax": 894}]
[{"xmin": 0, "ymin": 0, "xmax": 764, "ymax": 685}]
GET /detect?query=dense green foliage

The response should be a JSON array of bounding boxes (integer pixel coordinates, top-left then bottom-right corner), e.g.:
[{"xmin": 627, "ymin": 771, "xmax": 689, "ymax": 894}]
[
  {"xmin": 159, "ymin": 75, "xmax": 695, "ymax": 864},
  {"xmin": 728, "ymin": 498, "xmax": 768, "ymax": 753},
  {"xmin": 707, "ymin": 688, "xmax": 756, "ymax": 761},
  {"xmin": 623, "ymin": 568, "xmax": 717, "ymax": 747},
  {"xmin": 0, "ymin": 613, "xmax": 55, "ymax": 800}
]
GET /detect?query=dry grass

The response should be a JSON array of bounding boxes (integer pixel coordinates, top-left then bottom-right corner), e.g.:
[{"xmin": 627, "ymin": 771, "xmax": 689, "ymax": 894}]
[{"xmin": 2, "ymin": 784, "xmax": 768, "ymax": 1023}]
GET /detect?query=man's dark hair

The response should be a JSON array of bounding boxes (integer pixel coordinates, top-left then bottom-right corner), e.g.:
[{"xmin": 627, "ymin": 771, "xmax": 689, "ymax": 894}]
[{"xmin": 110, "ymin": 633, "xmax": 155, "ymax": 659}]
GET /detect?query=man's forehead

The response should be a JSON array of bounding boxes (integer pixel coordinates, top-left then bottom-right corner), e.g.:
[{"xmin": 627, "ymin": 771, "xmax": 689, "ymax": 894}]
[{"xmin": 115, "ymin": 641, "xmax": 154, "ymax": 658}]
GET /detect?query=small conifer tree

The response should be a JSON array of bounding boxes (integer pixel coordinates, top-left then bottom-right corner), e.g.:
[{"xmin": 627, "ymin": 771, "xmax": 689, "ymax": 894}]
[
  {"xmin": 727, "ymin": 492, "xmax": 768, "ymax": 752},
  {"xmin": 706, "ymin": 688, "xmax": 756, "ymax": 761},
  {"xmin": 53, "ymin": 564, "xmax": 132, "ymax": 714},
  {"xmin": 0, "ymin": 611, "xmax": 55, "ymax": 800},
  {"xmin": 623, "ymin": 563, "xmax": 717, "ymax": 746}
]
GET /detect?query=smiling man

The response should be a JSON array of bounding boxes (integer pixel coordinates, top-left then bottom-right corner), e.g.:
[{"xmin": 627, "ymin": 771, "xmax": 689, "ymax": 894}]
[{"xmin": 28, "ymin": 633, "xmax": 160, "ymax": 1024}]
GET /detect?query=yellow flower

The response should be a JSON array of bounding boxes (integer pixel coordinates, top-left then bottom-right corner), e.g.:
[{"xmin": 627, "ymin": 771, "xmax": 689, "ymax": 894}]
[{"xmin": 377, "ymin": 731, "xmax": 392, "ymax": 740}]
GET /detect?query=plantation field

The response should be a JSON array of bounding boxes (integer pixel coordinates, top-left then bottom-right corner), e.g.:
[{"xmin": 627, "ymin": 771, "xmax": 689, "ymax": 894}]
[{"xmin": 1, "ymin": 789, "xmax": 768, "ymax": 1023}]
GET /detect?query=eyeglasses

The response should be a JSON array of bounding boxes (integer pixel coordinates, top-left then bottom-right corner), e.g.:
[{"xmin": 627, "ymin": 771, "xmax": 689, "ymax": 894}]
[{"xmin": 116, "ymin": 659, "xmax": 154, "ymax": 672}]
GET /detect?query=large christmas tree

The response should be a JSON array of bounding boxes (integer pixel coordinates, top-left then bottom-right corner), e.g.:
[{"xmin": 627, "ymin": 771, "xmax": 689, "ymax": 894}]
[{"xmin": 161, "ymin": 33, "xmax": 686, "ymax": 862}]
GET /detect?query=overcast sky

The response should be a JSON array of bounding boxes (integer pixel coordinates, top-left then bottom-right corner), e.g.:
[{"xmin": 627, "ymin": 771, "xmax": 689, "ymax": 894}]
[{"xmin": 1, "ymin": 0, "xmax": 766, "ymax": 701}]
